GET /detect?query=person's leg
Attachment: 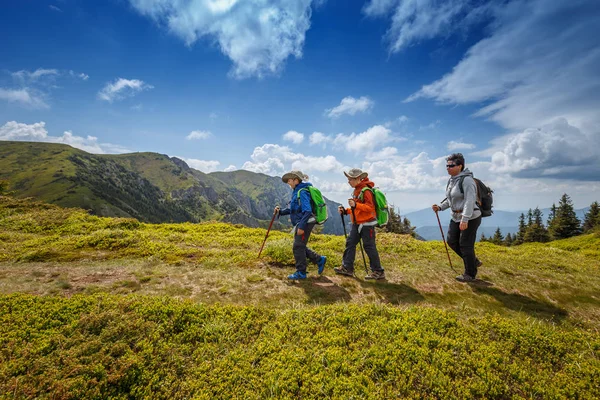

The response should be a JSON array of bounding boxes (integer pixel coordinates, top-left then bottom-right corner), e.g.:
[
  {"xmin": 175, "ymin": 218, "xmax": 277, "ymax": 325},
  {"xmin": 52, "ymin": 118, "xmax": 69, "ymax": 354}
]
[
  {"xmin": 447, "ymin": 220, "xmax": 462, "ymax": 257},
  {"xmin": 293, "ymin": 226, "xmax": 311, "ymax": 274},
  {"xmin": 361, "ymin": 226, "xmax": 383, "ymax": 273},
  {"xmin": 302, "ymin": 223, "xmax": 320, "ymax": 264},
  {"xmin": 459, "ymin": 216, "xmax": 482, "ymax": 278},
  {"xmin": 340, "ymin": 224, "xmax": 360, "ymax": 272}
]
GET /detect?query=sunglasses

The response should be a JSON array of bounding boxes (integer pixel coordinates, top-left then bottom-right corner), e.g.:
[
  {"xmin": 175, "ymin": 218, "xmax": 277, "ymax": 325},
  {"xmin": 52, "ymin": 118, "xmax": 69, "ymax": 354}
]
[{"xmin": 446, "ymin": 164, "xmax": 458, "ymax": 168}]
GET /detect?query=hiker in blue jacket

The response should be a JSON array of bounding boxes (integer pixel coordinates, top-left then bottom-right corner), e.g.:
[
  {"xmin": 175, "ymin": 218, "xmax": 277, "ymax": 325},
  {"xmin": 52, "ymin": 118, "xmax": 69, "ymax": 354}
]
[
  {"xmin": 432, "ymin": 153, "xmax": 483, "ymax": 282},
  {"xmin": 275, "ymin": 170, "xmax": 327, "ymax": 280}
]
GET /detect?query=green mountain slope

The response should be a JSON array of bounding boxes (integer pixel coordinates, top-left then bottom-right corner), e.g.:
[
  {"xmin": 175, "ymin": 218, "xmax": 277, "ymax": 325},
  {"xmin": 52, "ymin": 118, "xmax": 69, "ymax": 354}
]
[{"xmin": 0, "ymin": 141, "xmax": 344, "ymax": 233}]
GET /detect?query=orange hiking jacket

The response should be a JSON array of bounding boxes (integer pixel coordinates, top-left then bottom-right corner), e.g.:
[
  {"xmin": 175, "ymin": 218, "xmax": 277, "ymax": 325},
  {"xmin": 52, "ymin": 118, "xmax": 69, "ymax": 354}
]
[{"xmin": 343, "ymin": 178, "xmax": 377, "ymax": 224}]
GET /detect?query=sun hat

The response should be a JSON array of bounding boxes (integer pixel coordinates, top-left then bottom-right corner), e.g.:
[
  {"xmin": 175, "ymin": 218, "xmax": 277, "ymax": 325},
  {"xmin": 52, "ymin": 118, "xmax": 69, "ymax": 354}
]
[
  {"xmin": 281, "ymin": 170, "xmax": 305, "ymax": 183},
  {"xmin": 343, "ymin": 168, "xmax": 368, "ymax": 180}
]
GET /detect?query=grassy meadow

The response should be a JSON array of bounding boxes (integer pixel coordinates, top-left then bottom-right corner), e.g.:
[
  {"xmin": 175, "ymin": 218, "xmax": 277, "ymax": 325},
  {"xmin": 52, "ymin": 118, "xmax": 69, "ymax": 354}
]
[{"xmin": 1, "ymin": 195, "xmax": 599, "ymax": 398}]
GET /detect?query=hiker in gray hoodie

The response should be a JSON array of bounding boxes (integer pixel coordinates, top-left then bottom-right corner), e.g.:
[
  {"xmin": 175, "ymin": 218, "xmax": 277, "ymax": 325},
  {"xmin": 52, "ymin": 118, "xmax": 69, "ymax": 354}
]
[{"xmin": 432, "ymin": 153, "xmax": 482, "ymax": 282}]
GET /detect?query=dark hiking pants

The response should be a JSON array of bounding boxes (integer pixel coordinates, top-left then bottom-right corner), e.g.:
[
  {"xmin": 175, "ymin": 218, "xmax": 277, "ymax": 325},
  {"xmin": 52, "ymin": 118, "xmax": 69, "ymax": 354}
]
[
  {"xmin": 293, "ymin": 222, "xmax": 320, "ymax": 273},
  {"xmin": 342, "ymin": 224, "xmax": 383, "ymax": 273},
  {"xmin": 447, "ymin": 216, "xmax": 482, "ymax": 278}
]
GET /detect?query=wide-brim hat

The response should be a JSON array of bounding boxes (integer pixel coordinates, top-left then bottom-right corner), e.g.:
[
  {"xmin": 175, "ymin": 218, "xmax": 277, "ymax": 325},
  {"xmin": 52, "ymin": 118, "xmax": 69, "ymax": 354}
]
[
  {"xmin": 344, "ymin": 168, "xmax": 368, "ymax": 180},
  {"xmin": 282, "ymin": 170, "xmax": 305, "ymax": 183}
]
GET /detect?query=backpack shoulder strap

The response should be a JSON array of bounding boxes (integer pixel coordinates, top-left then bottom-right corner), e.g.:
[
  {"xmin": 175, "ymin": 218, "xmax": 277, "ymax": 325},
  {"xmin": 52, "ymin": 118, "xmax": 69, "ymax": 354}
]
[{"xmin": 358, "ymin": 186, "xmax": 373, "ymax": 201}]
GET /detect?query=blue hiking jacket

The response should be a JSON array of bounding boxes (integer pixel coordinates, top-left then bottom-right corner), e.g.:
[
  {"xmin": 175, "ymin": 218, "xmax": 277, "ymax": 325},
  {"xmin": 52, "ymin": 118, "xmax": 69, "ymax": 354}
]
[{"xmin": 278, "ymin": 182, "xmax": 313, "ymax": 230}]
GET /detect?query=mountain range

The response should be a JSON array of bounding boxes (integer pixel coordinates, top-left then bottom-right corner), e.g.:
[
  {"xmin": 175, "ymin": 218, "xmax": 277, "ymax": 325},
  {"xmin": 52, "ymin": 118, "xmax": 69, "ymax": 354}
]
[
  {"xmin": 0, "ymin": 141, "xmax": 345, "ymax": 235},
  {"xmin": 405, "ymin": 206, "xmax": 590, "ymax": 241}
]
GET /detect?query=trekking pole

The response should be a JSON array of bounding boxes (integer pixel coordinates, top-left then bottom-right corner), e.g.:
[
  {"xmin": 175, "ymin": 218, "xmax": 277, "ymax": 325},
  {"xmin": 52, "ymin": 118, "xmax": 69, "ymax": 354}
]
[
  {"xmin": 351, "ymin": 206, "xmax": 369, "ymax": 274},
  {"xmin": 340, "ymin": 209, "xmax": 347, "ymax": 239},
  {"xmin": 435, "ymin": 209, "xmax": 458, "ymax": 273},
  {"xmin": 258, "ymin": 209, "xmax": 278, "ymax": 258}
]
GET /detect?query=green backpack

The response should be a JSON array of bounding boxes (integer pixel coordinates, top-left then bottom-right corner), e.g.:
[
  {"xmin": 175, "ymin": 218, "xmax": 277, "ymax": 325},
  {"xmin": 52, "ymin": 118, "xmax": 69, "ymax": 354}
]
[
  {"xmin": 359, "ymin": 187, "xmax": 389, "ymax": 227},
  {"xmin": 297, "ymin": 186, "xmax": 328, "ymax": 225}
]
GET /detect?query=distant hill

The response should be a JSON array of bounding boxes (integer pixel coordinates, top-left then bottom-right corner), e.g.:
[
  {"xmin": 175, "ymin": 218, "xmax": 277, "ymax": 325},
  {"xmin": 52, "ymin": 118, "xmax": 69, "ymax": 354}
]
[
  {"xmin": 0, "ymin": 141, "xmax": 345, "ymax": 235},
  {"xmin": 405, "ymin": 207, "xmax": 590, "ymax": 241}
]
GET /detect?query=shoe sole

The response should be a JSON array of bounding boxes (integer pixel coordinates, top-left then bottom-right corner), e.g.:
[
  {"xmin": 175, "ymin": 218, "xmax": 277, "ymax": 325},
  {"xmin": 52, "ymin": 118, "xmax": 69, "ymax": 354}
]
[{"xmin": 334, "ymin": 271, "xmax": 354, "ymax": 277}]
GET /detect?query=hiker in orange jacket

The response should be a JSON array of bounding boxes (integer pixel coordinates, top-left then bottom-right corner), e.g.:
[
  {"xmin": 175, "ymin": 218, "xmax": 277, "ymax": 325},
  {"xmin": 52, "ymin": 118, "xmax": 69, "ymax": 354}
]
[{"xmin": 334, "ymin": 168, "xmax": 385, "ymax": 280}]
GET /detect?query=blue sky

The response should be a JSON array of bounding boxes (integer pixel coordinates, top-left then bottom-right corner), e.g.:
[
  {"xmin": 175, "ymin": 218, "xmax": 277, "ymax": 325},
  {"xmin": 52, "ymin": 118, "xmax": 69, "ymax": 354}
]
[{"xmin": 1, "ymin": 0, "xmax": 599, "ymax": 213}]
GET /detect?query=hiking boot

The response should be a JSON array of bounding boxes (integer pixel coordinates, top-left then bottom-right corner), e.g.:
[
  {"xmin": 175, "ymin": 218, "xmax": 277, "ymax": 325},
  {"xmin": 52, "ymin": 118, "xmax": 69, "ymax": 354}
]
[
  {"xmin": 455, "ymin": 274, "xmax": 475, "ymax": 282},
  {"xmin": 365, "ymin": 271, "xmax": 386, "ymax": 280},
  {"xmin": 288, "ymin": 271, "xmax": 307, "ymax": 280},
  {"xmin": 334, "ymin": 266, "xmax": 354, "ymax": 277},
  {"xmin": 317, "ymin": 256, "xmax": 327, "ymax": 275}
]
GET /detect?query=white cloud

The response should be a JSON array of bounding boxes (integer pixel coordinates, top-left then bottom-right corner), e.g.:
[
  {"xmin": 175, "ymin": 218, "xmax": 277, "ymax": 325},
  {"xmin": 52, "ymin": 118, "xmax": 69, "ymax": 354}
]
[
  {"xmin": 333, "ymin": 125, "xmax": 391, "ymax": 153},
  {"xmin": 185, "ymin": 158, "xmax": 221, "ymax": 173},
  {"xmin": 309, "ymin": 131, "xmax": 330, "ymax": 146},
  {"xmin": 128, "ymin": 0, "xmax": 315, "ymax": 79},
  {"xmin": 98, "ymin": 78, "xmax": 154, "ymax": 102},
  {"xmin": 490, "ymin": 118, "xmax": 600, "ymax": 180},
  {"xmin": 0, "ymin": 121, "xmax": 48, "ymax": 140},
  {"xmin": 11, "ymin": 68, "xmax": 59, "ymax": 83},
  {"xmin": 367, "ymin": 146, "xmax": 398, "ymax": 160},
  {"xmin": 363, "ymin": 0, "xmax": 491, "ymax": 54},
  {"xmin": 0, "ymin": 121, "xmax": 130, "ymax": 154},
  {"xmin": 224, "ymin": 164, "xmax": 237, "ymax": 172},
  {"xmin": 282, "ymin": 130, "xmax": 304, "ymax": 144},
  {"xmin": 0, "ymin": 88, "xmax": 49, "ymax": 109},
  {"xmin": 186, "ymin": 130, "xmax": 212, "ymax": 140},
  {"xmin": 447, "ymin": 141, "xmax": 475, "ymax": 151},
  {"xmin": 49, "ymin": 5, "xmax": 62, "ymax": 12},
  {"xmin": 325, "ymin": 96, "xmax": 374, "ymax": 119},
  {"xmin": 241, "ymin": 143, "xmax": 342, "ymax": 175},
  {"xmin": 69, "ymin": 70, "xmax": 89, "ymax": 80}
]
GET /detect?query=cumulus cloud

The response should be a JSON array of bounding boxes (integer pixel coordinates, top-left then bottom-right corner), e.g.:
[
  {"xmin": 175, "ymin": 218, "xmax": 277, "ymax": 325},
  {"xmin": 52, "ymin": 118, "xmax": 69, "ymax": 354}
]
[
  {"xmin": 241, "ymin": 143, "xmax": 342, "ymax": 175},
  {"xmin": 224, "ymin": 164, "xmax": 237, "ymax": 172},
  {"xmin": 447, "ymin": 141, "xmax": 475, "ymax": 151},
  {"xmin": 309, "ymin": 131, "xmax": 330, "ymax": 146},
  {"xmin": 283, "ymin": 130, "xmax": 304, "ymax": 144},
  {"xmin": 186, "ymin": 130, "xmax": 212, "ymax": 140},
  {"xmin": 333, "ymin": 125, "xmax": 391, "ymax": 153},
  {"xmin": 69, "ymin": 70, "xmax": 89, "ymax": 80},
  {"xmin": 363, "ymin": 0, "xmax": 491, "ymax": 54},
  {"xmin": 98, "ymin": 78, "xmax": 153, "ymax": 102},
  {"xmin": 325, "ymin": 96, "xmax": 374, "ymax": 119},
  {"xmin": 0, "ymin": 121, "xmax": 130, "ymax": 154},
  {"xmin": 184, "ymin": 158, "xmax": 221, "ymax": 173},
  {"xmin": 128, "ymin": 0, "xmax": 315, "ymax": 79}
]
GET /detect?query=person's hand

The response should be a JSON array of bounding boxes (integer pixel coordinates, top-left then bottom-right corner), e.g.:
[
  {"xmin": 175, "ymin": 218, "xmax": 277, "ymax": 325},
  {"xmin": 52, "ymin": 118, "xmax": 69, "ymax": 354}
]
[
  {"xmin": 459, "ymin": 221, "xmax": 468, "ymax": 231},
  {"xmin": 274, "ymin": 206, "xmax": 280, "ymax": 214},
  {"xmin": 432, "ymin": 204, "xmax": 440, "ymax": 212},
  {"xmin": 297, "ymin": 228, "xmax": 305, "ymax": 235},
  {"xmin": 338, "ymin": 205, "xmax": 345, "ymax": 215},
  {"xmin": 348, "ymin": 199, "xmax": 356, "ymax": 208}
]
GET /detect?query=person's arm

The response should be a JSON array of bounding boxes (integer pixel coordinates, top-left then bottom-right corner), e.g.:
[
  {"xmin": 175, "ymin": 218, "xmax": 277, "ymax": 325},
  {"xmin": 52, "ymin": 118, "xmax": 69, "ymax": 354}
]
[
  {"xmin": 461, "ymin": 177, "xmax": 477, "ymax": 222},
  {"xmin": 439, "ymin": 197, "xmax": 450, "ymax": 211},
  {"xmin": 296, "ymin": 189, "xmax": 313, "ymax": 230}
]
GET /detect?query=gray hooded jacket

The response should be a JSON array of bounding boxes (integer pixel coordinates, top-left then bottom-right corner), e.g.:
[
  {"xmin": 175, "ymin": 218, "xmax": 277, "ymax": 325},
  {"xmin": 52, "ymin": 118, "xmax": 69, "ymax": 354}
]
[{"xmin": 440, "ymin": 168, "xmax": 482, "ymax": 223}]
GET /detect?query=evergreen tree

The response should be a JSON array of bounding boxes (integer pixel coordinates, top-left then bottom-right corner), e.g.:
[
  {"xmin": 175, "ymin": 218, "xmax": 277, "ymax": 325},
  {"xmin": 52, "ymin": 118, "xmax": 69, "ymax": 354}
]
[
  {"xmin": 402, "ymin": 217, "xmax": 416, "ymax": 237},
  {"xmin": 548, "ymin": 193, "xmax": 582, "ymax": 239},
  {"xmin": 480, "ymin": 232, "xmax": 487, "ymax": 242},
  {"xmin": 547, "ymin": 203, "xmax": 557, "ymax": 226},
  {"xmin": 527, "ymin": 208, "xmax": 533, "ymax": 226},
  {"xmin": 384, "ymin": 205, "xmax": 403, "ymax": 234},
  {"xmin": 515, "ymin": 213, "xmax": 527, "ymax": 245},
  {"xmin": 524, "ymin": 207, "xmax": 550, "ymax": 242},
  {"xmin": 491, "ymin": 227, "xmax": 504, "ymax": 245},
  {"xmin": 504, "ymin": 232, "xmax": 513, "ymax": 246},
  {"xmin": 582, "ymin": 201, "xmax": 600, "ymax": 232}
]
